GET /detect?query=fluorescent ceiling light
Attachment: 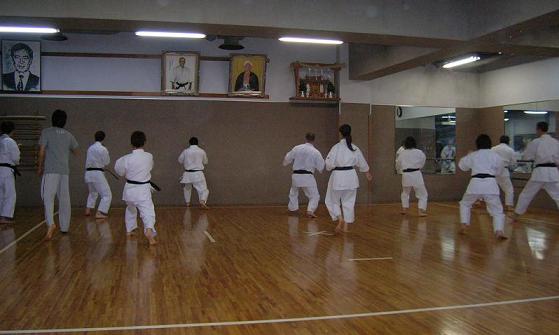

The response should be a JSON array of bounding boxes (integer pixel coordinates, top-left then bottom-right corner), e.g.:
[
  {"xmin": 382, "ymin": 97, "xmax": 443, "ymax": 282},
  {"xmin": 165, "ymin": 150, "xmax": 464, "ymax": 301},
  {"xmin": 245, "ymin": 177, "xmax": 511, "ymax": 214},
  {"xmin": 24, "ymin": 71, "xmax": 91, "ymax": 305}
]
[
  {"xmin": 442, "ymin": 56, "xmax": 481, "ymax": 69},
  {"xmin": 505, "ymin": 118, "xmax": 509, "ymax": 122},
  {"xmin": 0, "ymin": 26, "xmax": 59, "ymax": 34},
  {"xmin": 135, "ymin": 31, "xmax": 206, "ymax": 39},
  {"xmin": 503, "ymin": 110, "xmax": 508, "ymax": 113},
  {"xmin": 279, "ymin": 37, "xmax": 343, "ymax": 45},
  {"xmin": 524, "ymin": 111, "xmax": 548, "ymax": 115}
]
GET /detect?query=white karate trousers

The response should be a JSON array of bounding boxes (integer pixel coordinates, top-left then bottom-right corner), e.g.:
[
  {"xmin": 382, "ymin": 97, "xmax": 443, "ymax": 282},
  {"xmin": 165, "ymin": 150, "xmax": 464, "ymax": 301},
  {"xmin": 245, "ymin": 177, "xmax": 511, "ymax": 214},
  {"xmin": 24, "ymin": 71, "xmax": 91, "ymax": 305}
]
[
  {"xmin": 496, "ymin": 176, "xmax": 514, "ymax": 207},
  {"xmin": 460, "ymin": 193, "xmax": 505, "ymax": 232},
  {"xmin": 125, "ymin": 199, "xmax": 156, "ymax": 235},
  {"xmin": 41, "ymin": 173, "xmax": 72, "ymax": 232},
  {"xmin": 515, "ymin": 181, "xmax": 559, "ymax": 215},
  {"xmin": 86, "ymin": 177, "xmax": 112, "ymax": 213},
  {"xmin": 0, "ymin": 174, "xmax": 16, "ymax": 218},
  {"xmin": 401, "ymin": 185, "xmax": 428, "ymax": 211},
  {"xmin": 288, "ymin": 185, "xmax": 320, "ymax": 213},
  {"xmin": 183, "ymin": 181, "xmax": 209, "ymax": 204},
  {"xmin": 325, "ymin": 188, "xmax": 357, "ymax": 223}
]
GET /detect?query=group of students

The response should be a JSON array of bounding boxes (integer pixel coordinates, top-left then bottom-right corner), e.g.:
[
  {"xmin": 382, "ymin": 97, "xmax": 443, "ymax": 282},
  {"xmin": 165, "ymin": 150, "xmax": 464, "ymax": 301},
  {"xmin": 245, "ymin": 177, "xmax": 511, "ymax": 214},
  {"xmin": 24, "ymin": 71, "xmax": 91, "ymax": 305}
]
[
  {"xmin": 0, "ymin": 110, "xmax": 557, "ymax": 244},
  {"xmin": 392, "ymin": 121, "xmax": 559, "ymax": 240}
]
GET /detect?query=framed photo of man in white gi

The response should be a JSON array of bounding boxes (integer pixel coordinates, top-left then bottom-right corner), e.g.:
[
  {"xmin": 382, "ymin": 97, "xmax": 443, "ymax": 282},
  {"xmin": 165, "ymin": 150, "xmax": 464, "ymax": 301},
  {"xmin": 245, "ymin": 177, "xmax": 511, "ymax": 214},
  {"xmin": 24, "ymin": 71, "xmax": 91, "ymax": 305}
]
[
  {"xmin": 2, "ymin": 40, "xmax": 41, "ymax": 92},
  {"xmin": 162, "ymin": 52, "xmax": 200, "ymax": 95}
]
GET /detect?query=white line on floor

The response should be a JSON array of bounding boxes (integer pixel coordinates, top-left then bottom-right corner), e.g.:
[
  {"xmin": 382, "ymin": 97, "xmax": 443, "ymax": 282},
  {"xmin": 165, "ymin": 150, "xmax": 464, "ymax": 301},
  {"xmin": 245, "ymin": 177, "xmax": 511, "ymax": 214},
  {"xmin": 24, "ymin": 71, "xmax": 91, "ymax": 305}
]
[
  {"xmin": 1, "ymin": 295, "xmax": 558, "ymax": 334},
  {"xmin": 348, "ymin": 257, "xmax": 393, "ymax": 261},
  {"xmin": 0, "ymin": 212, "xmax": 58, "ymax": 255},
  {"xmin": 203, "ymin": 230, "xmax": 216, "ymax": 243}
]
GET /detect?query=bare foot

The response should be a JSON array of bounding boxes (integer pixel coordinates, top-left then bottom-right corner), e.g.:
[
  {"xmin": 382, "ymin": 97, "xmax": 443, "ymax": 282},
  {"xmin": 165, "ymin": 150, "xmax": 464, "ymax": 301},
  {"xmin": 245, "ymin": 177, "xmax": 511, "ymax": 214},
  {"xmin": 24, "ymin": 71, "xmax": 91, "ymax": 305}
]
[
  {"xmin": 459, "ymin": 224, "xmax": 468, "ymax": 235},
  {"xmin": 400, "ymin": 208, "xmax": 408, "ymax": 215},
  {"xmin": 288, "ymin": 210, "xmax": 299, "ymax": 216},
  {"xmin": 95, "ymin": 212, "xmax": 109, "ymax": 220},
  {"xmin": 127, "ymin": 229, "xmax": 137, "ymax": 236},
  {"xmin": 84, "ymin": 208, "xmax": 92, "ymax": 216},
  {"xmin": 45, "ymin": 224, "xmax": 57, "ymax": 241},
  {"xmin": 145, "ymin": 228, "xmax": 157, "ymax": 245},
  {"xmin": 505, "ymin": 205, "xmax": 514, "ymax": 212},
  {"xmin": 185, "ymin": 203, "xmax": 191, "ymax": 207},
  {"xmin": 306, "ymin": 211, "xmax": 317, "ymax": 218},
  {"xmin": 0, "ymin": 217, "xmax": 14, "ymax": 224},
  {"xmin": 200, "ymin": 202, "xmax": 210, "ymax": 210},
  {"xmin": 510, "ymin": 213, "xmax": 520, "ymax": 224},
  {"xmin": 418, "ymin": 209, "xmax": 427, "ymax": 217},
  {"xmin": 343, "ymin": 222, "xmax": 350, "ymax": 233},
  {"xmin": 495, "ymin": 230, "xmax": 508, "ymax": 240},
  {"xmin": 335, "ymin": 217, "xmax": 344, "ymax": 234}
]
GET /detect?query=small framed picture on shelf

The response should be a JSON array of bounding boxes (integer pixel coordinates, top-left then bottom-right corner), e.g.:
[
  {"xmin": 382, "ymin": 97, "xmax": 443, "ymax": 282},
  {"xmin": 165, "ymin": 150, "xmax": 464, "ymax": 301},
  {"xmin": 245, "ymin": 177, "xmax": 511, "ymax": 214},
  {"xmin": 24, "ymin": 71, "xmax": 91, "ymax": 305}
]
[
  {"xmin": 228, "ymin": 54, "xmax": 268, "ymax": 97},
  {"xmin": 162, "ymin": 51, "xmax": 200, "ymax": 95}
]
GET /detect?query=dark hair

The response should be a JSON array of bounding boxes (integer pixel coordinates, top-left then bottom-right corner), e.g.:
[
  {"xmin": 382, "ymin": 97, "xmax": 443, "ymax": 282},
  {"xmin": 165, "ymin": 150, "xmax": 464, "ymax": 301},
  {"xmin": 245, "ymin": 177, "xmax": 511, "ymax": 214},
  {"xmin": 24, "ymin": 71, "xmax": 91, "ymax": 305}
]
[
  {"xmin": 537, "ymin": 122, "xmax": 549, "ymax": 132},
  {"xmin": 499, "ymin": 135, "xmax": 510, "ymax": 144},
  {"xmin": 189, "ymin": 137, "xmax": 198, "ymax": 145},
  {"xmin": 131, "ymin": 131, "xmax": 146, "ymax": 148},
  {"xmin": 51, "ymin": 109, "xmax": 67, "ymax": 128},
  {"xmin": 339, "ymin": 124, "xmax": 355, "ymax": 151},
  {"xmin": 404, "ymin": 136, "xmax": 417, "ymax": 149},
  {"xmin": 94, "ymin": 131, "xmax": 106, "ymax": 142},
  {"xmin": 1, "ymin": 121, "xmax": 15, "ymax": 135},
  {"xmin": 305, "ymin": 132, "xmax": 315, "ymax": 142},
  {"xmin": 10, "ymin": 43, "xmax": 33, "ymax": 60},
  {"xmin": 476, "ymin": 134, "xmax": 492, "ymax": 150}
]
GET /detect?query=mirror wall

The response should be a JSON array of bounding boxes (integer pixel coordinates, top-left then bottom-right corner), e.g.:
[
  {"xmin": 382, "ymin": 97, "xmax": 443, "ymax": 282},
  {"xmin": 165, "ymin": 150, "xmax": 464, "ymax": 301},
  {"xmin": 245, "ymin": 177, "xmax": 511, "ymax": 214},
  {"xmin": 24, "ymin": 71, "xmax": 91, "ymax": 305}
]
[
  {"xmin": 504, "ymin": 100, "xmax": 558, "ymax": 174},
  {"xmin": 395, "ymin": 106, "xmax": 456, "ymax": 174}
]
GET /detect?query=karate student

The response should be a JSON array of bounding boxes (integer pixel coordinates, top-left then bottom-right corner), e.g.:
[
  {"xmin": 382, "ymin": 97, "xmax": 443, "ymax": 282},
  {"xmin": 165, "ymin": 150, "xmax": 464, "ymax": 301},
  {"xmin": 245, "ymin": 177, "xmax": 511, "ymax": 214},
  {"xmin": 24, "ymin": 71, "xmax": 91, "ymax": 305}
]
[
  {"xmin": 491, "ymin": 135, "xmax": 517, "ymax": 211},
  {"xmin": 38, "ymin": 110, "xmax": 79, "ymax": 240},
  {"xmin": 325, "ymin": 124, "xmax": 372, "ymax": 233},
  {"xmin": 84, "ymin": 131, "xmax": 112, "ymax": 219},
  {"xmin": 395, "ymin": 136, "xmax": 428, "ymax": 216},
  {"xmin": 283, "ymin": 132, "xmax": 325, "ymax": 218},
  {"xmin": 178, "ymin": 137, "xmax": 209, "ymax": 209},
  {"xmin": 114, "ymin": 131, "xmax": 157, "ymax": 245},
  {"xmin": 458, "ymin": 134, "xmax": 507, "ymax": 240},
  {"xmin": 513, "ymin": 122, "xmax": 559, "ymax": 220},
  {"xmin": 0, "ymin": 121, "xmax": 20, "ymax": 224}
]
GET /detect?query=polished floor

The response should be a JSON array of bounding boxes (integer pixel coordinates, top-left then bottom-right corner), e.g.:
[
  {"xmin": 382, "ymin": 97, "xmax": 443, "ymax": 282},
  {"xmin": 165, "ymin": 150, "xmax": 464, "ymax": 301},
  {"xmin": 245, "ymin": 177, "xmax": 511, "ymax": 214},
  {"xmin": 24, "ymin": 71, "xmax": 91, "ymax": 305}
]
[{"xmin": 0, "ymin": 203, "xmax": 557, "ymax": 334}]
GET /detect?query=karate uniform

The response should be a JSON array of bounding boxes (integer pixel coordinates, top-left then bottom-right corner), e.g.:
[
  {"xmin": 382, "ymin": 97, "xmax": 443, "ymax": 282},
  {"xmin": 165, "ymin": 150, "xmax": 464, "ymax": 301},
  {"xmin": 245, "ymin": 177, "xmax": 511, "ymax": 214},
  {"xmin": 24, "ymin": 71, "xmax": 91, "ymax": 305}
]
[
  {"xmin": 114, "ymin": 149, "xmax": 156, "ymax": 234},
  {"xmin": 325, "ymin": 140, "xmax": 369, "ymax": 223},
  {"xmin": 440, "ymin": 145, "xmax": 456, "ymax": 174},
  {"xmin": 491, "ymin": 143, "xmax": 517, "ymax": 206},
  {"xmin": 515, "ymin": 134, "xmax": 559, "ymax": 214},
  {"xmin": 283, "ymin": 143, "xmax": 325, "ymax": 214},
  {"xmin": 458, "ymin": 149, "xmax": 506, "ymax": 232},
  {"xmin": 395, "ymin": 146, "xmax": 404, "ymax": 174},
  {"xmin": 395, "ymin": 148, "xmax": 428, "ymax": 211},
  {"xmin": 178, "ymin": 145, "xmax": 209, "ymax": 204},
  {"xmin": 84, "ymin": 141, "xmax": 112, "ymax": 213},
  {"xmin": 0, "ymin": 134, "xmax": 20, "ymax": 219}
]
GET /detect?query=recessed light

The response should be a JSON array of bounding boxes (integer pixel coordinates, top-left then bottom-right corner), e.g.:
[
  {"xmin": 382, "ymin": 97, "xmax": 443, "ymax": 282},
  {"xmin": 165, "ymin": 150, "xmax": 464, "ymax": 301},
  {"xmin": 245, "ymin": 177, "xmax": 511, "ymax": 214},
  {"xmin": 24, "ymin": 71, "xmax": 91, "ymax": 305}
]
[
  {"xmin": 442, "ymin": 56, "xmax": 481, "ymax": 69},
  {"xmin": 135, "ymin": 31, "xmax": 206, "ymax": 39},
  {"xmin": 0, "ymin": 26, "xmax": 59, "ymax": 34},
  {"xmin": 279, "ymin": 37, "xmax": 343, "ymax": 45}
]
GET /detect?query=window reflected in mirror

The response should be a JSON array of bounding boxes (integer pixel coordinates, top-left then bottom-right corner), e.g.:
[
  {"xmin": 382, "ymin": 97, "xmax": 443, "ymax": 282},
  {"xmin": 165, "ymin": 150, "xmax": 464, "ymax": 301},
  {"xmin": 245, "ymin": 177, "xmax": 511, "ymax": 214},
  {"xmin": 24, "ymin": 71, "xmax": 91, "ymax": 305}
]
[
  {"xmin": 504, "ymin": 100, "xmax": 558, "ymax": 174},
  {"xmin": 395, "ymin": 106, "xmax": 456, "ymax": 174}
]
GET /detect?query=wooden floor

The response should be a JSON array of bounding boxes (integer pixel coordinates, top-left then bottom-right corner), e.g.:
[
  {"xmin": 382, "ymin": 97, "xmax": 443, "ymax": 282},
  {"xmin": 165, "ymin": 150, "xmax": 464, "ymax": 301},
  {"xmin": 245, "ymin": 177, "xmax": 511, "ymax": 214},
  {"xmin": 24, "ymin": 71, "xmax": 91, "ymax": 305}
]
[{"xmin": 0, "ymin": 203, "xmax": 558, "ymax": 334}]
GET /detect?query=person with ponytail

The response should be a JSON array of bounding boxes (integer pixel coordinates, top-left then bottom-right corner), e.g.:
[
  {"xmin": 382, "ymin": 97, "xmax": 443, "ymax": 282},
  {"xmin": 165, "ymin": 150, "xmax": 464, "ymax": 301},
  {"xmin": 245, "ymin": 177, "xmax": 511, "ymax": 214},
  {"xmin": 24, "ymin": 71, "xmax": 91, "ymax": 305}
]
[{"xmin": 325, "ymin": 124, "xmax": 372, "ymax": 233}]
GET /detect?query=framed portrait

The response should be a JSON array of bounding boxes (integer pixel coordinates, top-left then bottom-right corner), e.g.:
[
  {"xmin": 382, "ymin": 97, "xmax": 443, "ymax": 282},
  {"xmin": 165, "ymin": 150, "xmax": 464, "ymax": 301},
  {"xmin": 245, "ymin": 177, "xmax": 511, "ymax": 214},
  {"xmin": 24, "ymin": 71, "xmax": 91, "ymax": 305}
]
[
  {"xmin": 162, "ymin": 52, "xmax": 200, "ymax": 95},
  {"xmin": 2, "ymin": 40, "xmax": 41, "ymax": 92},
  {"xmin": 228, "ymin": 54, "xmax": 267, "ymax": 97}
]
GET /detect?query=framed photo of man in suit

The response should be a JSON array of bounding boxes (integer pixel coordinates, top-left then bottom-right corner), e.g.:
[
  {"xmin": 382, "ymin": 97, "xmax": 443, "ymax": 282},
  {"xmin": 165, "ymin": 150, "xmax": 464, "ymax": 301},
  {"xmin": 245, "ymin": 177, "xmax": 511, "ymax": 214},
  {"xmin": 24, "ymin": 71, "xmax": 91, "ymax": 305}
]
[
  {"xmin": 228, "ymin": 54, "xmax": 267, "ymax": 97},
  {"xmin": 2, "ymin": 40, "xmax": 41, "ymax": 92},
  {"xmin": 162, "ymin": 52, "xmax": 200, "ymax": 96}
]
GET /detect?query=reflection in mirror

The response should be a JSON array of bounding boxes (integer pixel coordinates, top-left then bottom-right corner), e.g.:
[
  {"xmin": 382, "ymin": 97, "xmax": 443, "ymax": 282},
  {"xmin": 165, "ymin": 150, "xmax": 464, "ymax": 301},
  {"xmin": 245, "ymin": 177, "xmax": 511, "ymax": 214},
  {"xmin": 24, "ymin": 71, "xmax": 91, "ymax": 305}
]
[
  {"xmin": 504, "ymin": 100, "xmax": 558, "ymax": 174},
  {"xmin": 395, "ymin": 106, "xmax": 456, "ymax": 174}
]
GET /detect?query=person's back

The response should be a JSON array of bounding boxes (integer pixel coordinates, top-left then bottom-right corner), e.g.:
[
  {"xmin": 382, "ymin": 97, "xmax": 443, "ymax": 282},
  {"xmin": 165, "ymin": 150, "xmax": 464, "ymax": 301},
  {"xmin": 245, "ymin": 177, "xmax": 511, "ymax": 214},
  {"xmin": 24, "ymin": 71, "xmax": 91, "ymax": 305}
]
[
  {"xmin": 287, "ymin": 143, "xmax": 324, "ymax": 173},
  {"xmin": 178, "ymin": 137, "xmax": 210, "ymax": 209},
  {"xmin": 180, "ymin": 145, "xmax": 207, "ymax": 171},
  {"xmin": 459, "ymin": 149, "xmax": 503, "ymax": 195},
  {"xmin": 119, "ymin": 149, "xmax": 153, "ymax": 186},
  {"xmin": 398, "ymin": 148, "xmax": 426, "ymax": 170},
  {"xmin": 85, "ymin": 142, "xmax": 109, "ymax": 169},
  {"xmin": 40, "ymin": 127, "xmax": 78, "ymax": 175}
]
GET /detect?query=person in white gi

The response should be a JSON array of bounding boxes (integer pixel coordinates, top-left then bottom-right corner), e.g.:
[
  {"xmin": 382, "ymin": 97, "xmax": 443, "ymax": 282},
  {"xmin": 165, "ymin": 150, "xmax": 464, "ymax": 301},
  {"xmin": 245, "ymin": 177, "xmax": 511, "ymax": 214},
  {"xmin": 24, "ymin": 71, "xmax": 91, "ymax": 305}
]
[
  {"xmin": 491, "ymin": 135, "xmax": 517, "ymax": 211},
  {"xmin": 395, "ymin": 136, "xmax": 428, "ymax": 216},
  {"xmin": 458, "ymin": 134, "xmax": 507, "ymax": 240},
  {"xmin": 38, "ymin": 110, "xmax": 79, "ymax": 240},
  {"xmin": 84, "ymin": 131, "xmax": 112, "ymax": 219},
  {"xmin": 325, "ymin": 124, "xmax": 372, "ymax": 233},
  {"xmin": 440, "ymin": 141, "xmax": 456, "ymax": 174},
  {"xmin": 178, "ymin": 137, "xmax": 210, "ymax": 209},
  {"xmin": 114, "ymin": 131, "xmax": 157, "ymax": 245},
  {"xmin": 171, "ymin": 57, "xmax": 193, "ymax": 92},
  {"xmin": 395, "ymin": 142, "xmax": 405, "ymax": 174},
  {"xmin": 283, "ymin": 133, "xmax": 325, "ymax": 218},
  {"xmin": 0, "ymin": 121, "xmax": 20, "ymax": 224},
  {"xmin": 513, "ymin": 122, "xmax": 559, "ymax": 220}
]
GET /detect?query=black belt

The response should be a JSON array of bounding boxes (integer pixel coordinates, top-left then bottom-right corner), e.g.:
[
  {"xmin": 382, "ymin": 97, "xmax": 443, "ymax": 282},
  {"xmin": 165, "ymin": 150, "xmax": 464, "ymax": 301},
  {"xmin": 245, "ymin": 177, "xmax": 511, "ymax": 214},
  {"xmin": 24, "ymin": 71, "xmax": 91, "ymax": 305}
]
[
  {"xmin": 472, "ymin": 174, "xmax": 495, "ymax": 179},
  {"xmin": 293, "ymin": 170, "xmax": 313, "ymax": 174},
  {"xmin": 176, "ymin": 82, "xmax": 192, "ymax": 90},
  {"xmin": 403, "ymin": 168, "xmax": 420, "ymax": 173},
  {"xmin": 334, "ymin": 166, "xmax": 354, "ymax": 171},
  {"xmin": 0, "ymin": 163, "xmax": 20, "ymax": 178},
  {"xmin": 185, "ymin": 169, "xmax": 202, "ymax": 172},
  {"xmin": 86, "ymin": 167, "xmax": 104, "ymax": 172},
  {"xmin": 126, "ymin": 179, "xmax": 161, "ymax": 191},
  {"xmin": 535, "ymin": 163, "xmax": 557, "ymax": 168}
]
